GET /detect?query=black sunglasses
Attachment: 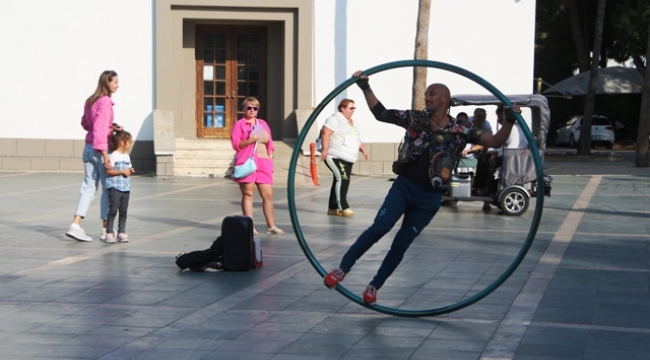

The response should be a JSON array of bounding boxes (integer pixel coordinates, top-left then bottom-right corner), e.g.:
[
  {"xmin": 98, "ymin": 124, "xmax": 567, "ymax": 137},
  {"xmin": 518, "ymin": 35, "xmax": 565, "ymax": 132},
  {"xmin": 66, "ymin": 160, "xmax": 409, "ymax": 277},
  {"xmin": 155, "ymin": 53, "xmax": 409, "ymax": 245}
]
[{"xmin": 246, "ymin": 106, "xmax": 259, "ymax": 111}]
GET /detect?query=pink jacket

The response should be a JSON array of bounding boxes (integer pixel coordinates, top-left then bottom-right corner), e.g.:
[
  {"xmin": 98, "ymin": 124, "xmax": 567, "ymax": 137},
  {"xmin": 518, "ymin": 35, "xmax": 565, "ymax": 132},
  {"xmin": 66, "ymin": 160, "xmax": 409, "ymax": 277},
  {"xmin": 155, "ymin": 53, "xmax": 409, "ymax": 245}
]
[
  {"xmin": 231, "ymin": 118, "xmax": 274, "ymax": 165},
  {"xmin": 81, "ymin": 96, "xmax": 114, "ymax": 152}
]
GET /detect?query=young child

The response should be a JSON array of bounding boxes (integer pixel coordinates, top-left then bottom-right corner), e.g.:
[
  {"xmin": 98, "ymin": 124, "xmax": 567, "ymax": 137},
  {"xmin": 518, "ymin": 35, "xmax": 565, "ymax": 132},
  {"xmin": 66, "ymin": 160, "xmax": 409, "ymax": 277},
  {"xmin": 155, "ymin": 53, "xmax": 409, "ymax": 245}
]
[{"xmin": 103, "ymin": 130, "xmax": 135, "ymax": 243}]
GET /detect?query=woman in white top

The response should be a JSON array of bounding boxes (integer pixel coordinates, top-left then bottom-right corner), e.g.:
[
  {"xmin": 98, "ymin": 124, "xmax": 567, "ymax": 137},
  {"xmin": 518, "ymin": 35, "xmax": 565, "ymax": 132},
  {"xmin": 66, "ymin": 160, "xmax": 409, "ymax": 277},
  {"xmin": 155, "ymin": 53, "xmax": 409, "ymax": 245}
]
[{"xmin": 320, "ymin": 99, "xmax": 369, "ymax": 216}]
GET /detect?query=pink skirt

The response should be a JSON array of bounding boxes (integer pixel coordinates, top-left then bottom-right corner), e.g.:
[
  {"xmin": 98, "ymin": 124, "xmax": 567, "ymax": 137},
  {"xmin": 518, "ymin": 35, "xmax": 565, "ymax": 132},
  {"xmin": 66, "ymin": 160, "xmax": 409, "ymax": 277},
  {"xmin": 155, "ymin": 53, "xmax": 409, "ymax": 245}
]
[{"xmin": 234, "ymin": 158, "xmax": 274, "ymax": 184}]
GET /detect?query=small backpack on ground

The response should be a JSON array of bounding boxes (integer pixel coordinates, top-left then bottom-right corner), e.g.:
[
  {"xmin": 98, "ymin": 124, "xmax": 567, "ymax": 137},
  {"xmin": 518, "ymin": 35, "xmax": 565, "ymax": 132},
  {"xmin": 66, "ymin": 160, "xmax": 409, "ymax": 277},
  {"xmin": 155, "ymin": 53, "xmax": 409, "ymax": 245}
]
[{"xmin": 175, "ymin": 236, "xmax": 223, "ymax": 272}]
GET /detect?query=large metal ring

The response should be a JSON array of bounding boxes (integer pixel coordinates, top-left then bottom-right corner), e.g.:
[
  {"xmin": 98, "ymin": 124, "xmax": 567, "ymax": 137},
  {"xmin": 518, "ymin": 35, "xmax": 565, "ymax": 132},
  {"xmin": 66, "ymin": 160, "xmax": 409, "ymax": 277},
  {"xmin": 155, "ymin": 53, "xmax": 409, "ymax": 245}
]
[{"xmin": 287, "ymin": 59, "xmax": 544, "ymax": 317}]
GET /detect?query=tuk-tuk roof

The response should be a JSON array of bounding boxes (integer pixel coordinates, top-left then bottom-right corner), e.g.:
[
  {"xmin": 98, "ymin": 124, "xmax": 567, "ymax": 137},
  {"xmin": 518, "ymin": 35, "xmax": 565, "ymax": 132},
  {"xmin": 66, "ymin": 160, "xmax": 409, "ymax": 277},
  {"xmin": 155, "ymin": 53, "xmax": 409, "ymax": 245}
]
[{"xmin": 449, "ymin": 94, "xmax": 551, "ymax": 148}]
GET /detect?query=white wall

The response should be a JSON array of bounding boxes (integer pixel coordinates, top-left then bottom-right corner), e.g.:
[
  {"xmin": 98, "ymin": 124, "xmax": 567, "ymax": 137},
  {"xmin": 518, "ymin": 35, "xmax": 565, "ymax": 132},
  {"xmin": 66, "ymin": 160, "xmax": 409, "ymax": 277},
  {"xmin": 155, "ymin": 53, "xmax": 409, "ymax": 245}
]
[
  {"xmin": 313, "ymin": 0, "xmax": 537, "ymax": 143},
  {"xmin": 1, "ymin": 0, "xmax": 536, "ymax": 144},
  {"xmin": 0, "ymin": 0, "xmax": 153, "ymax": 141}
]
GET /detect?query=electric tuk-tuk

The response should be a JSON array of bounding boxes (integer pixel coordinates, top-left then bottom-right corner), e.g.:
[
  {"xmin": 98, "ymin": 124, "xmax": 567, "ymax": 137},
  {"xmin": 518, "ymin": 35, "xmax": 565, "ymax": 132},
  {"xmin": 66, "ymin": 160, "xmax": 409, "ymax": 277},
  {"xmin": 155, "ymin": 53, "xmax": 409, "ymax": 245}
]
[{"xmin": 443, "ymin": 94, "xmax": 553, "ymax": 216}]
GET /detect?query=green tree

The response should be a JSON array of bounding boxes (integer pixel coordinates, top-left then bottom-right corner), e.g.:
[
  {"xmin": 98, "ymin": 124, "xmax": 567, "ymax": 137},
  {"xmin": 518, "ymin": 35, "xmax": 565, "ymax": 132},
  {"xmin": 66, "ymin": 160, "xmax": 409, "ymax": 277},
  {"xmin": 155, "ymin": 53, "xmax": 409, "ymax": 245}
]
[
  {"xmin": 579, "ymin": 0, "xmax": 607, "ymax": 155},
  {"xmin": 536, "ymin": 0, "xmax": 650, "ymax": 164},
  {"xmin": 636, "ymin": 22, "xmax": 650, "ymax": 167},
  {"xmin": 569, "ymin": 0, "xmax": 592, "ymax": 72},
  {"xmin": 608, "ymin": 0, "xmax": 650, "ymax": 75},
  {"xmin": 536, "ymin": 0, "xmax": 576, "ymax": 86}
]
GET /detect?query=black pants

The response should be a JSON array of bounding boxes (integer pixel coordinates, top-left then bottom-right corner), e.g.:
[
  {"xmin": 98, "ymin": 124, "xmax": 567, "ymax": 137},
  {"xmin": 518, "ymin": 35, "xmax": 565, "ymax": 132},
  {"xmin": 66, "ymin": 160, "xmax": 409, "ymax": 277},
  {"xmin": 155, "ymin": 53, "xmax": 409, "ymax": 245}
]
[
  {"xmin": 474, "ymin": 152, "xmax": 497, "ymax": 194},
  {"xmin": 107, "ymin": 188, "xmax": 130, "ymax": 234},
  {"xmin": 324, "ymin": 157, "xmax": 353, "ymax": 210},
  {"xmin": 486, "ymin": 156, "xmax": 504, "ymax": 195}
]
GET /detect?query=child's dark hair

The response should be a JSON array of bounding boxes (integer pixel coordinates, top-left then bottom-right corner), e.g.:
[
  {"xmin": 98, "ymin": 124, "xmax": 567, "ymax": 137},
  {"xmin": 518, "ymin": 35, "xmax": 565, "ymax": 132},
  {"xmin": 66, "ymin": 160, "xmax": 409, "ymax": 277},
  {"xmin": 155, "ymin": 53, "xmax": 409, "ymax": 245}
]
[{"xmin": 109, "ymin": 130, "xmax": 132, "ymax": 152}]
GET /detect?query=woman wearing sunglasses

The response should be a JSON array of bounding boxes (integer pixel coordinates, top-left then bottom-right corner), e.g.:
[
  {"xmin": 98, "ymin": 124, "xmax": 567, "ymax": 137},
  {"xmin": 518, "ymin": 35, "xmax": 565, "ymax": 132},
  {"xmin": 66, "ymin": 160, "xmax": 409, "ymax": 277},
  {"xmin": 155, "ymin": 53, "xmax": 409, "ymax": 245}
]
[
  {"xmin": 320, "ymin": 99, "xmax": 369, "ymax": 217},
  {"xmin": 231, "ymin": 97, "xmax": 284, "ymax": 235}
]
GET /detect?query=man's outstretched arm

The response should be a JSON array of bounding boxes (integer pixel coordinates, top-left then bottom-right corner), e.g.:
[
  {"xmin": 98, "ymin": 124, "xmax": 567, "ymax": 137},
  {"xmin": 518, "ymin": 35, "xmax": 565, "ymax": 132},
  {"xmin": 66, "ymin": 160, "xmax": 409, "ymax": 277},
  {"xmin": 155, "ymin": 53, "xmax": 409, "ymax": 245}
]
[{"xmin": 353, "ymin": 70, "xmax": 379, "ymax": 111}]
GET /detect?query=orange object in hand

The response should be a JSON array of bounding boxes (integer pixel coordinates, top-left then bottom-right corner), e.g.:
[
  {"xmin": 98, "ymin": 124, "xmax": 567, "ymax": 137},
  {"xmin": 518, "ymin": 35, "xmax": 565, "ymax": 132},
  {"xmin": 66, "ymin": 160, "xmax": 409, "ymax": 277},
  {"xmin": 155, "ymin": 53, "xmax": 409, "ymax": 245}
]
[{"xmin": 310, "ymin": 142, "xmax": 320, "ymax": 186}]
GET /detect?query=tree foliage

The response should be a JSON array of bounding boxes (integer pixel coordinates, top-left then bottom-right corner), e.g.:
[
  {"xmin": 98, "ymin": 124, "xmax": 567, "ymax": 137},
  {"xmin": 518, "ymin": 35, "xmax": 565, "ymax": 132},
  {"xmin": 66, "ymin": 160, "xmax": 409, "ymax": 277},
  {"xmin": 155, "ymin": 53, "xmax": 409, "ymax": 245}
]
[
  {"xmin": 536, "ymin": 0, "xmax": 650, "ymax": 165},
  {"xmin": 607, "ymin": 0, "xmax": 650, "ymax": 74},
  {"xmin": 535, "ymin": 0, "xmax": 650, "ymax": 84}
]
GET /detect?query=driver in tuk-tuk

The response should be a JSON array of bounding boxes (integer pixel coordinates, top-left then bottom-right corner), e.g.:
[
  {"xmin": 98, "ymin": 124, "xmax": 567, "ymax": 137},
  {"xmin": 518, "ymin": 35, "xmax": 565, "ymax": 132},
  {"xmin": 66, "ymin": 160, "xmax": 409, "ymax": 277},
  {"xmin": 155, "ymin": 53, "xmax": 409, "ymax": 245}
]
[{"xmin": 474, "ymin": 104, "xmax": 528, "ymax": 210}]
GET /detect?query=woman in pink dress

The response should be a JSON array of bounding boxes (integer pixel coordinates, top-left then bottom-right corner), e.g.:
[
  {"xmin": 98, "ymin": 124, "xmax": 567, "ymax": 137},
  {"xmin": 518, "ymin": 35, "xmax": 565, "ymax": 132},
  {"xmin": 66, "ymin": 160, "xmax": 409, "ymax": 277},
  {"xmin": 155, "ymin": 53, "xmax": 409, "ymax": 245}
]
[{"xmin": 230, "ymin": 97, "xmax": 284, "ymax": 236}]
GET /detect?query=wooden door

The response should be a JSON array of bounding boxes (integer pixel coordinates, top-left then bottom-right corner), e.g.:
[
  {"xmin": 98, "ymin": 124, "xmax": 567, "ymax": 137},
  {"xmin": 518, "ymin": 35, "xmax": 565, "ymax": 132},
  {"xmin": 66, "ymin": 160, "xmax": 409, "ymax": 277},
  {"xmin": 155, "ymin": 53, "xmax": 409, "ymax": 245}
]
[{"xmin": 196, "ymin": 26, "xmax": 267, "ymax": 138}]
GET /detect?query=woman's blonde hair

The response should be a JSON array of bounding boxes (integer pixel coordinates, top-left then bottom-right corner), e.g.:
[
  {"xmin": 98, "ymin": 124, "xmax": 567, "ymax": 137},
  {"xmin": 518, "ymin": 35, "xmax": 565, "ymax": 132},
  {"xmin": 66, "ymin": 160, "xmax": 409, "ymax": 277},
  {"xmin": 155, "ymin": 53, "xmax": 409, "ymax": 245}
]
[
  {"xmin": 86, "ymin": 70, "xmax": 118, "ymax": 109},
  {"xmin": 241, "ymin": 97, "xmax": 260, "ymax": 109},
  {"xmin": 337, "ymin": 98, "xmax": 355, "ymax": 112}
]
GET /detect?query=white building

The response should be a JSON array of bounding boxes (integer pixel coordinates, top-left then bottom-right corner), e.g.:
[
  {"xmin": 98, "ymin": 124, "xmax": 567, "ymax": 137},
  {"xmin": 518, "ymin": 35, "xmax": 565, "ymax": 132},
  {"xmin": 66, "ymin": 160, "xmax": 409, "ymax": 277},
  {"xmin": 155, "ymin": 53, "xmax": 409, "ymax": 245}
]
[{"xmin": 0, "ymin": 0, "xmax": 537, "ymax": 176}]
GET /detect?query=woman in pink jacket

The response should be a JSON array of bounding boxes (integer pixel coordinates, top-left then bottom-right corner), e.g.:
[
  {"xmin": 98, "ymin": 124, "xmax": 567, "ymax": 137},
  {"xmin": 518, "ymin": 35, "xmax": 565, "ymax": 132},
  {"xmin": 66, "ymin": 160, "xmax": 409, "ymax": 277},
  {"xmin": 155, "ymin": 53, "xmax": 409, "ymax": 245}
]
[
  {"xmin": 66, "ymin": 70, "xmax": 122, "ymax": 242},
  {"xmin": 231, "ymin": 97, "xmax": 284, "ymax": 236}
]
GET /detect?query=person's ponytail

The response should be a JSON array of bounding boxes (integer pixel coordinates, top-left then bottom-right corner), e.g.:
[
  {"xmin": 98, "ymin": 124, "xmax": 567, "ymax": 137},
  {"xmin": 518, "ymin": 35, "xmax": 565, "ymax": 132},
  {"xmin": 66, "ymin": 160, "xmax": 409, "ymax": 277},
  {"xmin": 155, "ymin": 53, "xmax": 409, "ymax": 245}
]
[{"xmin": 109, "ymin": 129, "xmax": 132, "ymax": 152}]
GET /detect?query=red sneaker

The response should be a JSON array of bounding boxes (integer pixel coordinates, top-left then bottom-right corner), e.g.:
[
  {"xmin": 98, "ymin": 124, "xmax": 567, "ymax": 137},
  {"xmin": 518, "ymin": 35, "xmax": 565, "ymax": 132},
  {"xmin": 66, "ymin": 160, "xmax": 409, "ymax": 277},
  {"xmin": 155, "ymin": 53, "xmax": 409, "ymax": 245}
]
[
  {"xmin": 324, "ymin": 268, "xmax": 346, "ymax": 289},
  {"xmin": 363, "ymin": 285, "xmax": 377, "ymax": 305}
]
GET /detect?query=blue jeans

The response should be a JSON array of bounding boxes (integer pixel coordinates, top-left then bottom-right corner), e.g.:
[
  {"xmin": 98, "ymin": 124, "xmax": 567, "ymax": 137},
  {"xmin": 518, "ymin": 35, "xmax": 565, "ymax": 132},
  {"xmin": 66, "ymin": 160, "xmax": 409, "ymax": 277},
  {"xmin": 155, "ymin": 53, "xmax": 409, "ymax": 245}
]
[
  {"xmin": 339, "ymin": 175, "xmax": 443, "ymax": 289},
  {"xmin": 74, "ymin": 144, "xmax": 108, "ymax": 220}
]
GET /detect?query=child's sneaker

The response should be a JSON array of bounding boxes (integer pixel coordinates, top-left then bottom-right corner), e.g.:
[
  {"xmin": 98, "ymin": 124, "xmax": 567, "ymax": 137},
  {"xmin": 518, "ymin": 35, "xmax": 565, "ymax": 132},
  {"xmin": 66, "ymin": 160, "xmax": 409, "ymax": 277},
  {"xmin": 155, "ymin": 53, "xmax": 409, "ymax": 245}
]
[
  {"xmin": 117, "ymin": 233, "xmax": 129, "ymax": 243},
  {"xmin": 323, "ymin": 268, "xmax": 346, "ymax": 289},
  {"xmin": 101, "ymin": 233, "xmax": 116, "ymax": 244},
  {"xmin": 100, "ymin": 228, "xmax": 117, "ymax": 241},
  {"xmin": 363, "ymin": 285, "xmax": 377, "ymax": 305}
]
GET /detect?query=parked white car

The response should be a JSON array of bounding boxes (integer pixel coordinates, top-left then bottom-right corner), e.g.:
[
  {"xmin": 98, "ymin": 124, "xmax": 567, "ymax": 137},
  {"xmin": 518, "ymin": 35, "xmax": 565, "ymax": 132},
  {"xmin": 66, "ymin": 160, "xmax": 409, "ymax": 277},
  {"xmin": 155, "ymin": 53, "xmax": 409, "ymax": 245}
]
[{"xmin": 555, "ymin": 115, "xmax": 615, "ymax": 149}]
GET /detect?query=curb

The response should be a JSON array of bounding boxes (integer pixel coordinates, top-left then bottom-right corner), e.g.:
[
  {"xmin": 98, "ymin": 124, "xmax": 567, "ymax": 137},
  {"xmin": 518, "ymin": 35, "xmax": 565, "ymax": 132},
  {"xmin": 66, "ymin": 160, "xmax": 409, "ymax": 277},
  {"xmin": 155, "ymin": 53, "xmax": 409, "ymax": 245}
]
[{"xmin": 545, "ymin": 155, "xmax": 621, "ymax": 162}]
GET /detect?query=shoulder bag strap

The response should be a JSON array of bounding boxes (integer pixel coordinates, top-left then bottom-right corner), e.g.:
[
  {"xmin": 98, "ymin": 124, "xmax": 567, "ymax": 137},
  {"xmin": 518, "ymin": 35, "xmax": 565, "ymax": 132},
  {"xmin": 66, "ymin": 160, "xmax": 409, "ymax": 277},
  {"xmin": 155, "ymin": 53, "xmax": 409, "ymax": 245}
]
[{"xmin": 252, "ymin": 120, "xmax": 259, "ymax": 155}]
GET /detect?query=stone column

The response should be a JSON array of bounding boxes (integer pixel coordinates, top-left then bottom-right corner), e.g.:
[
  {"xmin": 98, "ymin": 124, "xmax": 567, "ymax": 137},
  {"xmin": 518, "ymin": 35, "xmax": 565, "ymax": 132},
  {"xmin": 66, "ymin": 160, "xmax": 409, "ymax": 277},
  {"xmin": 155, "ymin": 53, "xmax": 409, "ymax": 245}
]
[{"xmin": 153, "ymin": 109, "xmax": 175, "ymax": 176}]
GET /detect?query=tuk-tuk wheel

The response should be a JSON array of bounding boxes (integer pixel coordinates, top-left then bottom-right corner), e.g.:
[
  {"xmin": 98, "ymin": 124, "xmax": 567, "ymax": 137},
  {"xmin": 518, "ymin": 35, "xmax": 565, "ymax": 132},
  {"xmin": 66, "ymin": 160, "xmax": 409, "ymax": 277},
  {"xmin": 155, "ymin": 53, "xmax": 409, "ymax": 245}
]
[{"xmin": 499, "ymin": 188, "xmax": 529, "ymax": 216}]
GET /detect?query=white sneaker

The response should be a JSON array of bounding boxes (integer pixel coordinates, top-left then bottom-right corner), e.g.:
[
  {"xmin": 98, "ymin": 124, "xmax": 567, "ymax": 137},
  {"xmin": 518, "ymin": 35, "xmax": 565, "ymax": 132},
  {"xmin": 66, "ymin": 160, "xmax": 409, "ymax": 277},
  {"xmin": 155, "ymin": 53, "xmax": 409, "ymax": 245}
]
[
  {"xmin": 66, "ymin": 224, "xmax": 92, "ymax": 242},
  {"xmin": 101, "ymin": 233, "xmax": 116, "ymax": 244}
]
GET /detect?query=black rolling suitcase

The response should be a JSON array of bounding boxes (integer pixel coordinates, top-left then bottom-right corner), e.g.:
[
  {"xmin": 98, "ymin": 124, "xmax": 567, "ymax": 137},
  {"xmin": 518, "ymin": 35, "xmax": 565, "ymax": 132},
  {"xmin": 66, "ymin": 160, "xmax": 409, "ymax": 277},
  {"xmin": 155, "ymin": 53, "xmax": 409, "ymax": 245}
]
[{"xmin": 221, "ymin": 216, "xmax": 254, "ymax": 271}]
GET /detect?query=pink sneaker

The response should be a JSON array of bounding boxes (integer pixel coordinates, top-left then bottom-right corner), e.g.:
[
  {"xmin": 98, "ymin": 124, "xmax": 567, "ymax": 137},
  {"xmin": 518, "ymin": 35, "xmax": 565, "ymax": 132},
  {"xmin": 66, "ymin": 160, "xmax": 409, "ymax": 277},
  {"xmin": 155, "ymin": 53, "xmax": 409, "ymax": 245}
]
[
  {"xmin": 101, "ymin": 232, "xmax": 116, "ymax": 244},
  {"xmin": 117, "ymin": 233, "xmax": 129, "ymax": 243},
  {"xmin": 323, "ymin": 268, "xmax": 346, "ymax": 289}
]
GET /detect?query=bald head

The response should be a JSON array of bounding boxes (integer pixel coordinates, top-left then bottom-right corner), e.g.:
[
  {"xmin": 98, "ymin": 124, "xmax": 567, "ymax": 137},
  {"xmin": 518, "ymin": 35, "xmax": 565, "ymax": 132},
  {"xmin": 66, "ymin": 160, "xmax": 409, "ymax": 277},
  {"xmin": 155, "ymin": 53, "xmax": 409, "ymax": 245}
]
[
  {"xmin": 424, "ymin": 83, "xmax": 451, "ymax": 112},
  {"xmin": 427, "ymin": 83, "xmax": 450, "ymax": 100}
]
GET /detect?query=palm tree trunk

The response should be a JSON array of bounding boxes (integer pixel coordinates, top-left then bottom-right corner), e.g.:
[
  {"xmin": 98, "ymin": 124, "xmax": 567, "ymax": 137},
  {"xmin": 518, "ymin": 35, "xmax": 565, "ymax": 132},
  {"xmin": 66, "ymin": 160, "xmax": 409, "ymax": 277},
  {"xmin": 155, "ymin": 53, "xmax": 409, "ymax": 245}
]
[
  {"xmin": 569, "ymin": 0, "xmax": 591, "ymax": 73},
  {"xmin": 412, "ymin": 0, "xmax": 431, "ymax": 110},
  {"xmin": 579, "ymin": 0, "xmax": 606, "ymax": 155},
  {"xmin": 635, "ymin": 21, "xmax": 650, "ymax": 167}
]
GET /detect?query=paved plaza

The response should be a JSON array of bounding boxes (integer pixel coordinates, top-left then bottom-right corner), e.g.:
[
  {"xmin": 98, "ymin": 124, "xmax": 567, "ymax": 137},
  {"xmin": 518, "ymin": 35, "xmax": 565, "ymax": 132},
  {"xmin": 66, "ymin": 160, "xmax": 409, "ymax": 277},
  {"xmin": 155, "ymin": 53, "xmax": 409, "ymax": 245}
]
[{"xmin": 0, "ymin": 150, "xmax": 648, "ymax": 359}]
